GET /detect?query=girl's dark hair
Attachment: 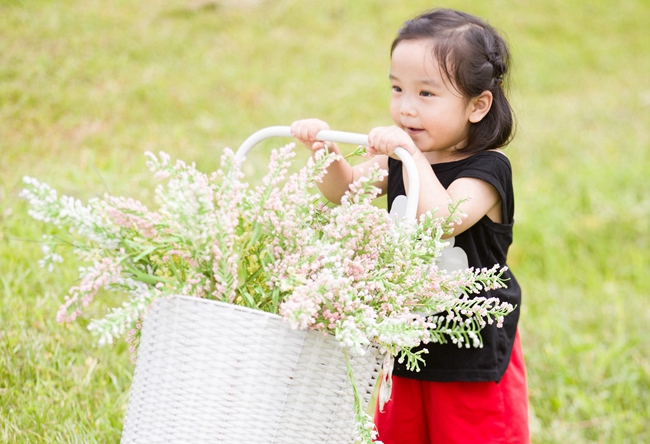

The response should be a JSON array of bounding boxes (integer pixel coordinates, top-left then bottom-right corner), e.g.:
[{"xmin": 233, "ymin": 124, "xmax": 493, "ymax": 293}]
[{"xmin": 391, "ymin": 9, "xmax": 514, "ymax": 154}]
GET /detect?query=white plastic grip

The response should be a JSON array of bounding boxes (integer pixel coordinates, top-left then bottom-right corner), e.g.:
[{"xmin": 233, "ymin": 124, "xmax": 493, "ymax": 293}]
[{"xmin": 235, "ymin": 126, "xmax": 420, "ymax": 221}]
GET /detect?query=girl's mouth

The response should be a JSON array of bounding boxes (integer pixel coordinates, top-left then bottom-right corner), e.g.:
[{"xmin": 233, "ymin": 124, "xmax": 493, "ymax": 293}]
[{"xmin": 405, "ymin": 127, "xmax": 424, "ymax": 136}]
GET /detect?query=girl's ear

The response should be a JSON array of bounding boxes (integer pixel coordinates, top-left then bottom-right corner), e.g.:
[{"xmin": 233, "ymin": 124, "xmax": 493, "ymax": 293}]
[{"xmin": 468, "ymin": 91, "xmax": 493, "ymax": 123}]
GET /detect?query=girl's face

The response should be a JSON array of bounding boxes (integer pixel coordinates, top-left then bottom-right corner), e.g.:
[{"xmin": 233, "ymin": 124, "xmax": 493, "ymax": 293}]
[{"xmin": 389, "ymin": 39, "xmax": 475, "ymax": 162}]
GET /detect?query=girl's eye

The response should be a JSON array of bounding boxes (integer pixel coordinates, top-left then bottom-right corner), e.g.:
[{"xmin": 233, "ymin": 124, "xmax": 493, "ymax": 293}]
[
  {"xmin": 392, "ymin": 85, "xmax": 402, "ymax": 93},
  {"xmin": 420, "ymin": 91, "xmax": 434, "ymax": 97}
]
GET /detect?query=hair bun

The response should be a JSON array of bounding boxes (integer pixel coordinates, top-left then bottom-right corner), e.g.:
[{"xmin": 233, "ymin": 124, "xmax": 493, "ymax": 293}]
[{"xmin": 486, "ymin": 36, "xmax": 507, "ymax": 79}]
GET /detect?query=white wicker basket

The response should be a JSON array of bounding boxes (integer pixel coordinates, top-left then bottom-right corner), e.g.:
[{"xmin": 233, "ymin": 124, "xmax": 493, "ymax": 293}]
[{"xmin": 121, "ymin": 296, "xmax": 382, "ymax": 444}]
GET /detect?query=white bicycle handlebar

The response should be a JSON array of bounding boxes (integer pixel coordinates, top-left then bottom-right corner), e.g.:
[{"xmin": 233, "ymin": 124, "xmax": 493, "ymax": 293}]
[{"xmin": 235, "ymin": 126, "xmax": 420, "ymax": 221}]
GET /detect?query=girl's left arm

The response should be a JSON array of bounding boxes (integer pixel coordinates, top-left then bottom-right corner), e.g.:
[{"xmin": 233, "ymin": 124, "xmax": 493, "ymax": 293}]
[
  {"xmin": 416, "ymin": 154, "xmax": 502, "ymax": 235},
  {"xmin": 368, "ymin": 126, "xmax": 501, "ymax": 237}
]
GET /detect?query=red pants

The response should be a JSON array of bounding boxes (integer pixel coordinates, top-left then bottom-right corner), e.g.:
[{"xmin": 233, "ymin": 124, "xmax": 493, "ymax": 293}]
[{"xmin": 374, "ymin": 330, "xmax": 529, "ymax": 444}]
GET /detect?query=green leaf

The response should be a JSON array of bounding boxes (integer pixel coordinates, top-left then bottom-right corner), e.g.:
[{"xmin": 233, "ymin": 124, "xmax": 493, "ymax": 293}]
[
  {"xmin": 124, "ymin": 265, "xmax": 173, "ymax": 285},
  {"xmin": 131, "ymin": 245, "xmax": 158, "ymax": 263}
]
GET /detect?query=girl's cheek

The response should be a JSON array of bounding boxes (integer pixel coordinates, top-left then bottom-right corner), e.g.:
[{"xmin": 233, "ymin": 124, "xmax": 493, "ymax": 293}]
[{"xmin": 389, "ymin": 104, "xmax": 400, "ymax": 124}]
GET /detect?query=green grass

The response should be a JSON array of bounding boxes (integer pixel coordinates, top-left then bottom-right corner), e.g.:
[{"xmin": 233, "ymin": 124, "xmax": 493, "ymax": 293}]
[{"xmin": 1, "ymin": 0, "xmax": 649, "ymax": 442}]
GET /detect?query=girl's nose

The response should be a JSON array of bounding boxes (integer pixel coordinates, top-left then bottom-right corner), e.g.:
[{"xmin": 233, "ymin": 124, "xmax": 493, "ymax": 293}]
[{"xmin": 399, "ymin": 97, "xmax": 417, "ymax": 117}]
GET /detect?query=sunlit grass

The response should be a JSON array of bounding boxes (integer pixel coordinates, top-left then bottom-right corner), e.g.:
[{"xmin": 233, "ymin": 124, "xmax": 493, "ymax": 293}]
[{"xmin": 1, "ymin": 0, "xmax": 649, "ymax": 442}]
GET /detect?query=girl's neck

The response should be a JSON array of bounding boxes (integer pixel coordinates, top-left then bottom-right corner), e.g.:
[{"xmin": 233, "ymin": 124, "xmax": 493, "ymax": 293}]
[{"xmin": 421, "ymin": 147, "xmax": 472, "ymax": 165}]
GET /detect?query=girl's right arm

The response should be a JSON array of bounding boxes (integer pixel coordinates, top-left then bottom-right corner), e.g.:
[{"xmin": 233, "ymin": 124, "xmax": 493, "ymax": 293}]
[{"xmin": 291, "ymin": 119, "xmax": 389, "ymax": 204}]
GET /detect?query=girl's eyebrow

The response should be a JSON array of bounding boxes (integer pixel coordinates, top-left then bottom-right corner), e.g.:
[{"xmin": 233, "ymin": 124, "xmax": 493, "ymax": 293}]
[
  {"xmin": 389, "ymin": 74, "xmax": 441, "ymax": 88},
  {"xmin": 419, "ymin": 79, "xmax": 441, "ymax": 87}
]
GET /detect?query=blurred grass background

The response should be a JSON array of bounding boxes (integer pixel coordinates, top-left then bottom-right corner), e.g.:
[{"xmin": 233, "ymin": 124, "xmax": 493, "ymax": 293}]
[{"xmin": 1, "ymin": 0, "xmax": 648, "ymax": 442}]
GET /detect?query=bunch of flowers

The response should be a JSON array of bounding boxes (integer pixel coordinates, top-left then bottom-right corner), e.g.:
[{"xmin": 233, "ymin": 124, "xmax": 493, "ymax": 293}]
[{"xmin": 21, "ymin": 144, "xmax": 513, "ymax": 443}]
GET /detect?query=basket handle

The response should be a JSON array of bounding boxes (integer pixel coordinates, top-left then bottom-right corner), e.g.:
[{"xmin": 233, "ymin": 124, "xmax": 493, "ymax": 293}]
[{"xmin": 235, "ymin": 126, "xmax": 420, "ymax": 222}]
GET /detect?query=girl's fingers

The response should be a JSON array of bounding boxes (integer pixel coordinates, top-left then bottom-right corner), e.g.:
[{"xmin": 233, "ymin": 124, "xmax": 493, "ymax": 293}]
[
  {"xmin": 368, "ymin": 128, "xmax": 398, "ymax": 155},
  {"xmin": 290, "ymin": 119, "xmax": 330, "ymax": 143},
  {"xmin": 368, "ymin": 126, "xmax": 414, "ymax": 156},
  {"xmin": 290, "ymin": 122, "xmax": 309, "ymax": 142},
  {"xmin": 294, "ymin": 124, "xmax": 313, "ymax": 142},
  {"xmin": 308, "ymin": 127, "xmax": 321, "ymax": 141}
]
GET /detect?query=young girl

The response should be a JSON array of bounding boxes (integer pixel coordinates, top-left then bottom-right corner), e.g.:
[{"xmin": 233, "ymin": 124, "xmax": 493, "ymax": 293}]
[{"xmin": 291, "ymin": 8, "xmax": 528, "ymax": 444}]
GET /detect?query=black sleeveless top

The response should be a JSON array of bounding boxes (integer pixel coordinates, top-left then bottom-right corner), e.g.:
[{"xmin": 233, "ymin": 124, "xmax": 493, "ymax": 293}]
[{"xmin": 388, "ymin": 152, "xmax": 521, "ymax": 382}]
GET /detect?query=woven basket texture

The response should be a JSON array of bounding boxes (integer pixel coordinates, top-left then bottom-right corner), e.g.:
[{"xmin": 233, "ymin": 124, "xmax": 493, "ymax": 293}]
[{"xmin": 121, "ymin": 296, "xmax": 382, "ymax": 443}]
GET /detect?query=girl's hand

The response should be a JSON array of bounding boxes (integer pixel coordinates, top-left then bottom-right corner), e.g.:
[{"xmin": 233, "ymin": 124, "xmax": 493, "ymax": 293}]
[
  {"xmin": 367, "ymin": 125, "xmax": 418, "ymax": 158},
  {"xmin": 290, "ymin": 119, "xmax": 340, "ymax": 155}
]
